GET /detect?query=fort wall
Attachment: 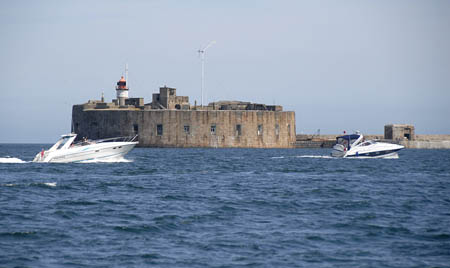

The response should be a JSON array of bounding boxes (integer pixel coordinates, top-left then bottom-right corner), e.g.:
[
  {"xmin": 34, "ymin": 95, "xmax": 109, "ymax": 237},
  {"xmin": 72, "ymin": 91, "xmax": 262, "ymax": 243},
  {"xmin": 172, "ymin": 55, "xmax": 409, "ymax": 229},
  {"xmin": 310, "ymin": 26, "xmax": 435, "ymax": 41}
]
[
  {"xmin": 72, "ymin": 80, "xmax": 296, "ymax": 148},
  {"xmin": 72, "ymin": 107, "xmax": 296, "ymax": 148}
]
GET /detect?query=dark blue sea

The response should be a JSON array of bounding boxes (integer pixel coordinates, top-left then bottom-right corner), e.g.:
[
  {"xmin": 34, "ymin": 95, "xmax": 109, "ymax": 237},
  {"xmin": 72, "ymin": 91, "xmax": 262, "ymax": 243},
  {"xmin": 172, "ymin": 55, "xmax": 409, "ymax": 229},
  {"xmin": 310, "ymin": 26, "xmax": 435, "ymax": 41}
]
[{"xmin": 1, "ymin": 144, "xmax": 450, "ymax": 267}]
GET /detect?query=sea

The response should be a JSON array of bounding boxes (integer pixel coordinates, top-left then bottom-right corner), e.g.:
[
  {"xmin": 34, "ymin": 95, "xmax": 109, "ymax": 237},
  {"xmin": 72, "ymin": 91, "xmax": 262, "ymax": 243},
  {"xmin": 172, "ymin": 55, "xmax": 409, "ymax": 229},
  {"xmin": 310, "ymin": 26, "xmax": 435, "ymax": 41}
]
[{"xmin": 1, "ymin": 144, "xmax": 449, "ymax": 268}]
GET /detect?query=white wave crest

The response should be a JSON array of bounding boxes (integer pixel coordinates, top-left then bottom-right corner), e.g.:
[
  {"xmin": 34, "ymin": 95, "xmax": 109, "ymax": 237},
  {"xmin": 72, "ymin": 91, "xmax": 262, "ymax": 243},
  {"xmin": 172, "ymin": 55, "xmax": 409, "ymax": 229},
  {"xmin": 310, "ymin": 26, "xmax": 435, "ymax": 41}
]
[
  {"xmin": 296, "ymin": 155, "xmax": 334, "ymax": 159},
  {"xmin": 271, "ymin": 156, "xmax": 285, "ymax": 159},
  {"xmin": 2, "ymin": 182, "xmax": 57, "ymax": 188},
  {"xmin": 0, "ymin": 157, "xmax": 27, "ymax": 163},
  {"xmin": 79, "ymin": 157, "xmax": 133, "ymax": 163}
]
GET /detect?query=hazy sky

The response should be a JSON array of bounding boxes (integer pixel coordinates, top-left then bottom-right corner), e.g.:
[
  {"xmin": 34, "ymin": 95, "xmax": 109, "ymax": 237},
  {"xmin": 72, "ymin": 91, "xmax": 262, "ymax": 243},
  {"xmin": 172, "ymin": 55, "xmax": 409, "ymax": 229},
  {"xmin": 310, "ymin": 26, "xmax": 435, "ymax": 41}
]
[{"xmin": 1, "ymin": 0, "xmax": 449, "ymax": 142}]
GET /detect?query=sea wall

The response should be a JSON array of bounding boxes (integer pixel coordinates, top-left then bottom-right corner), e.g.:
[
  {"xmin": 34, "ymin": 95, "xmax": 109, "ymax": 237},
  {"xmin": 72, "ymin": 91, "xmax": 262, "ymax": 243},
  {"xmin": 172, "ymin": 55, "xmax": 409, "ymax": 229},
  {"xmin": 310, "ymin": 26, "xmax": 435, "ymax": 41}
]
[
  {"xmin": 295, "ymin": 134, "xmax": 450, "ymax": 149},
  {"xmin": 399, "ymin": 140, "xmax": 450, "ymax": 149},
  {"xmin": 415, "ymin": 135, "xmax": 450, "ymax": 141}
]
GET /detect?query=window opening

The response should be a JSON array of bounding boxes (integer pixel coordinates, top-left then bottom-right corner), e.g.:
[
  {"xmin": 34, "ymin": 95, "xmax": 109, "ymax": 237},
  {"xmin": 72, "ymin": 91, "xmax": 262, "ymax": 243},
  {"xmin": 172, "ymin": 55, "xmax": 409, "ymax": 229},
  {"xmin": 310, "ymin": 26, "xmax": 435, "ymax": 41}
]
[
  {"xmin": 257, "ymin": 125, "xmax": 263, "ymax": 136},
  {"xmin": 157, "ymin": 124, "xmax": 163, "ymax": 136}
]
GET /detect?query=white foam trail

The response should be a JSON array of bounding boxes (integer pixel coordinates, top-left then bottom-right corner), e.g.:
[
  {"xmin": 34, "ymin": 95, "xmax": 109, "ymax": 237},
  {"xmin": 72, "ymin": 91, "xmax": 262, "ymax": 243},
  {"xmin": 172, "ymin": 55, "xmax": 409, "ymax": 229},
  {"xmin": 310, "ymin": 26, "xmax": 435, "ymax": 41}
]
[
  {"xmin": 271, "ymin": 156, "xmax": 285, "ymax": 159},
  {"xmin": 382, "ymin": 154, "xmax": 399, "ymax": 159},
  {"xmin": 79, "ymin": 157, "xmax": 133, "ymax": 163},
  {"xmin": 2, "ymin": 182, "xmax": 57, "ymax": 187},
  {"xmin": 296, "ymin": 155, "xmax": 334, "ymax": 159},
  {"xmin": 0, "ymin": 157, "xmax": 27, "ymax": 163}
]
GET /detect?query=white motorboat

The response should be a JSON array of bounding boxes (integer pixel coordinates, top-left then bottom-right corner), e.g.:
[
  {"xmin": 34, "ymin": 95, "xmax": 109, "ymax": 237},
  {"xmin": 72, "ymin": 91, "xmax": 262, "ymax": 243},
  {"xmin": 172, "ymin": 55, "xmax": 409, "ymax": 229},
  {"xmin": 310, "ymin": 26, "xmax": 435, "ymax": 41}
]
[
  {"xmin": 331, "ymin": 132, "xmax": 404, "ymax": 158},
  {"xmin": 33, "ymin": 134, "xmax": 138, "ymax": 163}
]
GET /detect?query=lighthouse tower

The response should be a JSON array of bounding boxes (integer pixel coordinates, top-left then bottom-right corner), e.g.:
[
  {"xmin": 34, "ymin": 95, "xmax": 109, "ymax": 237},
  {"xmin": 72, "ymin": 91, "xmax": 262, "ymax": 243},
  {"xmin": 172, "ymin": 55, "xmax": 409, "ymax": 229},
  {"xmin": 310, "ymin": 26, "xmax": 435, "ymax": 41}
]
[{"xmin": 116, "ymin": 76, "xmax": 128, "ymax": 106}]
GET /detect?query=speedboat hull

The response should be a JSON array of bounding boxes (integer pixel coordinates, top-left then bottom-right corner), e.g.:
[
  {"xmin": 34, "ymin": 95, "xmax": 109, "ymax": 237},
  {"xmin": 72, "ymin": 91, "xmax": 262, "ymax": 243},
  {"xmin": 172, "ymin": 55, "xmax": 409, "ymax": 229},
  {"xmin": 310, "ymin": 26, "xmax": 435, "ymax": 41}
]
[
  {"xmin": 33, "ymin": 134, "xmax": 138, "ymax": 163},
  {"xmin": 332, "ymin": 144, "xmax": 403, "ymax": 158},
  {"xmin": 331, "ymin": 133, "xmax": 404, "ymax": 159},
  {"xmin": 36, "ymin": 142, "xmax": 137, "ymax": 163}
]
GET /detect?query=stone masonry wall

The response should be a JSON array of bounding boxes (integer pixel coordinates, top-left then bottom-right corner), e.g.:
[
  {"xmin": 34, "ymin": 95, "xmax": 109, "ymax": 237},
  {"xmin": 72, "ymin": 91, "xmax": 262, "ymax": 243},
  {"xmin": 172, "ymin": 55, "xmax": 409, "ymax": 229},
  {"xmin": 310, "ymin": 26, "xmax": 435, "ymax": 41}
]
[{"xmin": 72, "ymin": 106, "xmax": 296, "ymax": 148}]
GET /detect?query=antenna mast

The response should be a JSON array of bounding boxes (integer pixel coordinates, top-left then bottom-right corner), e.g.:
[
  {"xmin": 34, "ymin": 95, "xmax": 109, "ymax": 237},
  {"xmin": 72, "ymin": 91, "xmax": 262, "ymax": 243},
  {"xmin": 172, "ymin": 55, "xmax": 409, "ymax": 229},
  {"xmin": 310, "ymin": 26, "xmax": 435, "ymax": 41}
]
[
  {"xmin": 198, "ymin": 41, "xmax": 216, "ymax": 106},
  {"xmin": 125, "ymin": 63, "xmax": 129, "ymax": 89}
]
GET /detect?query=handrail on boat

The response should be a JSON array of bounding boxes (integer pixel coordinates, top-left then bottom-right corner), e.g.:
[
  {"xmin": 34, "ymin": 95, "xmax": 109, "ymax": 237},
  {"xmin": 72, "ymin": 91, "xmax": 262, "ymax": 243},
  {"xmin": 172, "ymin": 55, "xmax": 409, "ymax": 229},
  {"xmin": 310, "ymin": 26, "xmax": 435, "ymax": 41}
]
[
  {"xmin": 95, "ymin": 135, "xmax": 139, "ymax": 143},
  {"xmin": 75, "ymin": 135, "xmax": 138, "ymax": 145}
]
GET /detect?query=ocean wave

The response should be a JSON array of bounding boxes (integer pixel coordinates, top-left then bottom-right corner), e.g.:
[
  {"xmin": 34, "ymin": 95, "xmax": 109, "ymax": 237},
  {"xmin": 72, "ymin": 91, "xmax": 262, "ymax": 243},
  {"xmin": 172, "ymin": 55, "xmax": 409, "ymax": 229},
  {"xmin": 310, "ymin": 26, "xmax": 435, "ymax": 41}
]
[{"xmin": 0, "ymin": 231, "xmax": 37, "ymax": 238}]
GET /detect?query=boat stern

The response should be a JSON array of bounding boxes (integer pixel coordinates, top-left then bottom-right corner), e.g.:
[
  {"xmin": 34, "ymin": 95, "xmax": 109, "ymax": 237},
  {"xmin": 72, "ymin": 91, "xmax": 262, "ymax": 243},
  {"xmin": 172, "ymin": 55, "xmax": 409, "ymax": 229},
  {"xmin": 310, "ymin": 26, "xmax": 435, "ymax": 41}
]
[{"xmin": 331, "ymin": 144, "xmax": 347, "ymax": 158}]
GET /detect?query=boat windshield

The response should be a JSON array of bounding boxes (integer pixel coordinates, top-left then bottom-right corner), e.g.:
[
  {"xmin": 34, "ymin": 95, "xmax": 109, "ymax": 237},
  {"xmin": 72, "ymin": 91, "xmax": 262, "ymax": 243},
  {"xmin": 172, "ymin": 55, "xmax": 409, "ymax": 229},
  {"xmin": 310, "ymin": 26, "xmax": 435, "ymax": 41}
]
[
  {"xmin": 47, "ymin": 135, "xmax": 77, "ymax": 152},
  {"xmin": 336, "ymin": 134, "xmax": 361, "ymax": 149},
  {"xmin": 57, "ymin": 136, "xmax": 73, "ymax": 149},
  {"xmin": 359, "ymin": 140, "xmax": 374, "ymax": 146},
  {"xmin": 336, "ymin": 137, "xmax": 349, "ymax": 147}
]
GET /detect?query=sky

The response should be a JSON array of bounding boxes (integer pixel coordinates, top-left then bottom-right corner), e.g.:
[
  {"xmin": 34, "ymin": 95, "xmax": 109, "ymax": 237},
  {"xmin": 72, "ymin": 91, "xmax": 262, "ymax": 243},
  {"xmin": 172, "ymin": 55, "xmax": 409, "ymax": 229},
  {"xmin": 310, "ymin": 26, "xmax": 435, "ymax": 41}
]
[{"xmin": 1, "ymin": 0, "xmax": 449, "ymax": 143}]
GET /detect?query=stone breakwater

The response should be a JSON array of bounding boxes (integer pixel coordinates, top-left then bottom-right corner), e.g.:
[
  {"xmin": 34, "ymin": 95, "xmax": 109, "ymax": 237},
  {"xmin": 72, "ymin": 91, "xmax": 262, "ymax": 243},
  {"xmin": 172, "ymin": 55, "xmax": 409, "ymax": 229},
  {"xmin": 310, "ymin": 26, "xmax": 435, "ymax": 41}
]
[{"xmin": 295, "ymin": 134, "xmax": 450, "ymax": 149}]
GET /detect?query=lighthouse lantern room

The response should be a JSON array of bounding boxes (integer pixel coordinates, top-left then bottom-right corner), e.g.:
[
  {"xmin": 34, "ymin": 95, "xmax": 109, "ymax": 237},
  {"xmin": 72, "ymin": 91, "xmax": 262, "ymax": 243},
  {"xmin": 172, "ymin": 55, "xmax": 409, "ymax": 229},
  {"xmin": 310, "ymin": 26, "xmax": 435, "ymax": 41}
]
[{"xmin": 116, "ymin": 76, "xmax": 129, "ymax": 106}]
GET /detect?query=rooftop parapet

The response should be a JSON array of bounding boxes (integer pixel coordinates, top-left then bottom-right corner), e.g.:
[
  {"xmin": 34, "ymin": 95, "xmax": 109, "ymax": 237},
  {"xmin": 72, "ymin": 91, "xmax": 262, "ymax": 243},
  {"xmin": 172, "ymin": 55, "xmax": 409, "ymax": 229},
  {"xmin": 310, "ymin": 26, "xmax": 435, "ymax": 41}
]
[
  {"xmin": 204, "ymin": 101, "xmax": 283, "ymax": 111},
  {"xmin": 82, "ymin": 85, "xmax": 283, "ymax": 112}
]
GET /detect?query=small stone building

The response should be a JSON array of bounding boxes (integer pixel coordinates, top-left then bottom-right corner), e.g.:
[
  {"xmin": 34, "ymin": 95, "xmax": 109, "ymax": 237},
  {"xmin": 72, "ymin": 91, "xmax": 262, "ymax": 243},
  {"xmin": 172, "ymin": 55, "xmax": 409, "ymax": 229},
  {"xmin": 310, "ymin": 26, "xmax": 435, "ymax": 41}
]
[
  {"xmin": 384, "ymin": 124, "xmax": 415, "ymax": 141},
  {"xmin": 151, "ymin": 86, "xmax": 190, "ymax": 110}
]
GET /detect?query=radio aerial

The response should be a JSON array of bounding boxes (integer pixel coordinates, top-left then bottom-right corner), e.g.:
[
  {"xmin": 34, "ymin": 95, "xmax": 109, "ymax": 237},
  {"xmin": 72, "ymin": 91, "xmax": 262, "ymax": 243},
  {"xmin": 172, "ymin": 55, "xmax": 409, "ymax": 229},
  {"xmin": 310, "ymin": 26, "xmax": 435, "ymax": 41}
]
[{"xmin": 198, "ymin": 41, "xmax": 216, "ymax": 106}]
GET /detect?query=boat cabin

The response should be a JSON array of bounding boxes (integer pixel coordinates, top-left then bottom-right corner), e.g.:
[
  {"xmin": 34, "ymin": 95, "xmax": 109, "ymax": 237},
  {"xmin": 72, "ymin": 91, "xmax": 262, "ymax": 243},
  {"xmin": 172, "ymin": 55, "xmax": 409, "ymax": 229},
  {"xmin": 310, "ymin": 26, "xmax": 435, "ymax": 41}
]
[{"xmin": 336, "ymin": 134, "xmax": 362, "ymax": 150}]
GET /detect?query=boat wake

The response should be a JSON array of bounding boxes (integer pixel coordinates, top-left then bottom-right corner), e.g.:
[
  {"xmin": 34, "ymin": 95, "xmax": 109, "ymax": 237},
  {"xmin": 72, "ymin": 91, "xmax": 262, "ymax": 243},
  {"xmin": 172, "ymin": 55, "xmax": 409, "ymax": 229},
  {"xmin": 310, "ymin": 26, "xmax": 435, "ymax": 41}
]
[
  {"xmin": 79, "ymin": 157, "xmax": 133, "ymax": 163},
  {"xmin": 2, "ymin": 182, "xmax": 57, "ymax": 187},
  {"xmin": 271, "ymin": 154, "xmax": 399, "ymax": 160},
  {"xmin": 0, "ymin": 157, "xmax": 27, "ymax": 163},
  {"xmin": 271, "ymin": 155, "xmax": 334, "ymax": 159},
  {"xmin": 0, "ymin": 156, "xmax": 133, "ymax": 164},
  {"xmin": 296, "ymin": 155, "xmax": 334, "ymax": 159}
]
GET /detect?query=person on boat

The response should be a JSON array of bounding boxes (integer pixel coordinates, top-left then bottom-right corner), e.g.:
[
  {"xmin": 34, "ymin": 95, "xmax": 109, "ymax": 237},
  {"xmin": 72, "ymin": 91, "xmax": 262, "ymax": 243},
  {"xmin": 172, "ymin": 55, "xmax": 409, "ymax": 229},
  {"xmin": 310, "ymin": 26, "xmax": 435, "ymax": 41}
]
[
  {"xmin": 343, "ymin": 140, "xmax": 348, "ymax": 148},
  {"xmin": 81, "ymin": 137, "xmax": 90, "ymax": 145}
]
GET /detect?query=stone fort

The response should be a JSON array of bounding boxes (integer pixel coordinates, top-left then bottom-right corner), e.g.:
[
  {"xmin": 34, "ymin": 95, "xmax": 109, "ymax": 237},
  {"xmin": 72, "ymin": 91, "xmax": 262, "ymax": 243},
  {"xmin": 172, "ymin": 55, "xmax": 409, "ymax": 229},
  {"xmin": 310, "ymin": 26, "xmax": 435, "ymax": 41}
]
[{"xmin": 72, "ymin": 76, "xmax": 296, "ymax": 148}]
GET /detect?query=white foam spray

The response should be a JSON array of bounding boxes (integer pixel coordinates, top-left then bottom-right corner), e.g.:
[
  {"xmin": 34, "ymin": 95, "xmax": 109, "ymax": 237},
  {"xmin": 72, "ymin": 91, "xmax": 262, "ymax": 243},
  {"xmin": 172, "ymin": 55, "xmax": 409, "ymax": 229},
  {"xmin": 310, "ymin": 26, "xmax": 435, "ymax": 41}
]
[
  {"xmin": 0, "ymin": 157, "xmax": 27, "ymax": 163},
  {"xmin": 79, "ymin": 157, "xmax": 133, "ymax": 163}
]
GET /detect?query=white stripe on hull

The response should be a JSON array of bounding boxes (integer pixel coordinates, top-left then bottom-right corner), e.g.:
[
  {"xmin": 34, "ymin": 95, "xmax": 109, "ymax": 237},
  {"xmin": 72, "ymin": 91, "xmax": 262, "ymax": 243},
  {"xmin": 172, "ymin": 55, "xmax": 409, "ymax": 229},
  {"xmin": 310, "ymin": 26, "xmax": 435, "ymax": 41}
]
[{"xmin": 345, "ymin": 152, "xmax": 399, "ymax": 159}]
